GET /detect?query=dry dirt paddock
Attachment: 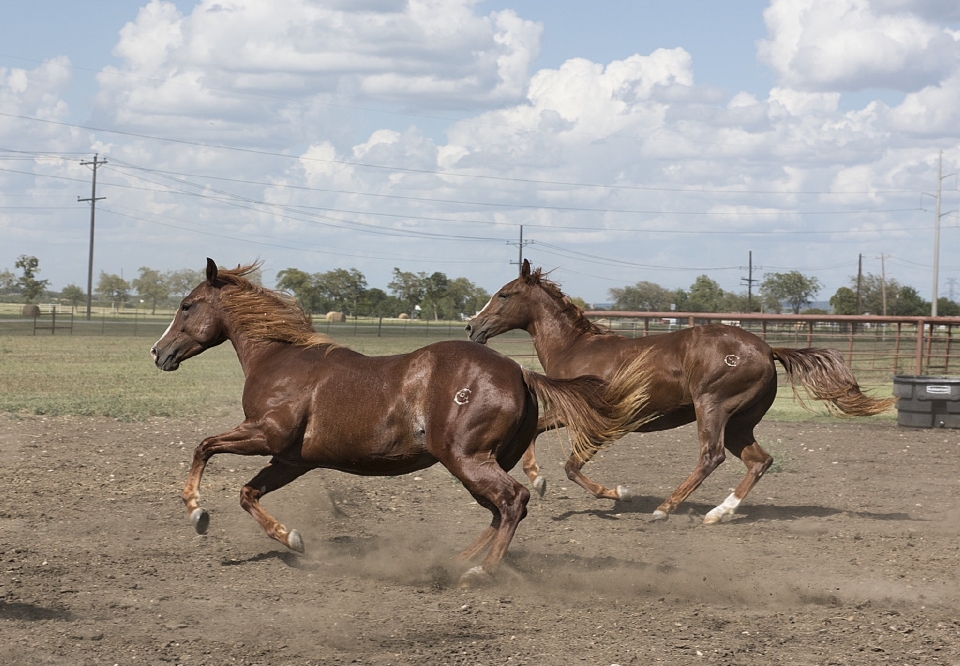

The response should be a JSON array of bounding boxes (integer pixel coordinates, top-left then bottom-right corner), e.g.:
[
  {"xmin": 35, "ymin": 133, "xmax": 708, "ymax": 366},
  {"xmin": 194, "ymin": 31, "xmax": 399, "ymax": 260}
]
[{"xmin": 1, "ymin": 413, "xmax": 959, "ymax": 666}]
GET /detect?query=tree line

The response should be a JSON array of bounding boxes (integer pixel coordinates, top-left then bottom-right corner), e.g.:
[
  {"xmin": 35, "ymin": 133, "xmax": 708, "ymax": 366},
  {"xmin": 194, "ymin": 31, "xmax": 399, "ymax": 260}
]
[
  {"xmin": 1, "ymin": 256, "xmax": 491, "ymax": 320},
  {"xmin": 609, "ymin": 270, "xmax": 960, "ymax": 316},
  {"xmin": 5, "ymin": 255, "xmax": 959, "ymax": 318}
]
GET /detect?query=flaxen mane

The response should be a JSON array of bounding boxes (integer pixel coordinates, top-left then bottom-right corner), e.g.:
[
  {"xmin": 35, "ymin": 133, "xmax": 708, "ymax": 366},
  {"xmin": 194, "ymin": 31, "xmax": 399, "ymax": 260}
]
[
  {"xmin": 216, "ymin": 263, "xmax": 339, "ymax": 350},
  {"xmin": 524, "ymin": 267, "xmax": 613, "ymax": 338}
]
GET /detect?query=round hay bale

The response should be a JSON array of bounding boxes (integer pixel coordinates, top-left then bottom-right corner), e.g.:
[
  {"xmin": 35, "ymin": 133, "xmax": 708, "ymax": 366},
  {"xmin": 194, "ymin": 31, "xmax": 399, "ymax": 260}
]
[
  {"xmin": 398, "ymin": 312, "xmax": 410, "ymax": 320},
  {"xmin": 22, "ymin": 304, "xmax": 41, "ymax": 317},
  {"xmin": 325, "ymin": 311, "xmax": 346, "ymax": 322}
]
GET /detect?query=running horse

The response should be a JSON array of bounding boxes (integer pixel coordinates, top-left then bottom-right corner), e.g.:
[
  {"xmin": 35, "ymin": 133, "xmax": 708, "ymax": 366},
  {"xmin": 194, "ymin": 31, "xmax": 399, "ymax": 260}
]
[
  {"xmin": 466, "ymin": 260, "xmax": 895, "ymax": 524},
  {"xmin": 151, "ymin": 259, "xmax": 649, "ymax": 586}
]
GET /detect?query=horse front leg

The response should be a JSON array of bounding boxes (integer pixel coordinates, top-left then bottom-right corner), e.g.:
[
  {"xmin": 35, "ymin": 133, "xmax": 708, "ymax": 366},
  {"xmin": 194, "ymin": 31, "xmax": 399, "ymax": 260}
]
[
  {"xmin": 182, "ymin": 421, "xmax": 271, "ymax": 534},
  {"xmin": 240, "ymin": 460, "xmax": 312, "ymax": 552}
]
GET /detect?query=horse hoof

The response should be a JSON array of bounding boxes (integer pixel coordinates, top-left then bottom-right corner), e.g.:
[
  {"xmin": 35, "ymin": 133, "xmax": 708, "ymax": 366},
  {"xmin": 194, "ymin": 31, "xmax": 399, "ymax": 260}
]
[
  {"xmin": 287, "ymin": 529, "xmax": 305, "ymax": 553},
  {"xmin": 190, "ymin": 508, "xmax": 210, "ymax": 534},
  {"xmin": 458, "ymin": 565, "xmax": 493, "ymax": 589},
  {"xmin": 650, "ymin": 510, "xmax": 668, "ymax": 522},
  {"xmin": 702, "ymin": 514, "xmax": 721, "ymax": 525},
  {"xmin": 616, "ymin": 485, "xmax": 632, "ymax": 501},
  {"xmin": 533, "ymin": 476, "xmax": 546, "ymax": 498}
]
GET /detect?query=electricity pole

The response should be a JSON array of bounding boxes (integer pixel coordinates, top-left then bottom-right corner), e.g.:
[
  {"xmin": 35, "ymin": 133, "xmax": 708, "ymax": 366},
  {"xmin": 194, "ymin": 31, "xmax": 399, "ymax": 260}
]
[
  {"xmin": 740, "ymin": 250, "xmax": 759, "ymax": 311},
  {"xmin": 878, "ymin": 253, "xmax": 889, "ymax": 315},
  {"xmin": 508, "ymin": 225, "xmax": 533, "ymax": 274},
  {"xmin": 79, "ymin": 154, "xmax": 106, "ymax": 320},
  {"xmin": 856, "ymin": 254, "xmax": 863, "ymax": 315}
]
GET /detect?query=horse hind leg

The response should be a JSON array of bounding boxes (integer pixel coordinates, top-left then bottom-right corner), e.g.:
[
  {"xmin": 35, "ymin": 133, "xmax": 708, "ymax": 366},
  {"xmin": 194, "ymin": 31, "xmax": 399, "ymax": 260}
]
[
  {"xmin": 702, "ymin": 438, "xmax": 773, "ymax": 525},
  {"xmin": 446, "ymin": 458, "xmax": 530, "ymax": 588},
  {"xmin": 521, "ymin": 442, "xmax": 546, "ymax": 497},
  {"xmin": 563, "ymin": 448, "xmax": 631, "ymax": 501},
  {"xmin": 239, "ymin": 460, "xmax": 312, "ymax": 552},
  {"xmin": 652, "ymin": 407, "xmax": 729, "ymax": 520}
]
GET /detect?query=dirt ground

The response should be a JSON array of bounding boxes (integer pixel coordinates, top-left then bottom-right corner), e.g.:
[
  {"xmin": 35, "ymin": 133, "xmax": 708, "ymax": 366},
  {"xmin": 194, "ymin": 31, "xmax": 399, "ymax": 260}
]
[{"xmin": 1, "ymin": 412, "xmax": 959, "ymax": 665}]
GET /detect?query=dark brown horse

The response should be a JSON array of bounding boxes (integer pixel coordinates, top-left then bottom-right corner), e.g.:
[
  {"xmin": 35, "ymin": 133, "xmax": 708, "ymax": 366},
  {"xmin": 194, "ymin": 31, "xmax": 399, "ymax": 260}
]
[
  {"xmin": 151, "ymin": 259, "xmax": 648, "ymax": 586},
  {"xmin": 466, "ymin": 260, "xmax": 895, "ymax": 524}
]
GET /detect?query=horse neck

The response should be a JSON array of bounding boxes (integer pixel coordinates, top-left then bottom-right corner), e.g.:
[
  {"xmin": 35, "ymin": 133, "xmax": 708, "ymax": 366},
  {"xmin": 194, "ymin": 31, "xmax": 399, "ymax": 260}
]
[{"xmin": 526, "ymin": 296, "xmax": 590, "ymax": 373}]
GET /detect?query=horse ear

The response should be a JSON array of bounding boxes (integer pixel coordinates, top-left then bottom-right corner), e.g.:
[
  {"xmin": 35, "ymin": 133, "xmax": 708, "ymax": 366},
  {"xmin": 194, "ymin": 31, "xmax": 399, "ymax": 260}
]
[
  {"xmin": 206, "ymin": 258, "xmax": 218, "ymax": 284},
  {"xmin": 521, "ymin": 259, "xmax": 531, "ymax": 278}
]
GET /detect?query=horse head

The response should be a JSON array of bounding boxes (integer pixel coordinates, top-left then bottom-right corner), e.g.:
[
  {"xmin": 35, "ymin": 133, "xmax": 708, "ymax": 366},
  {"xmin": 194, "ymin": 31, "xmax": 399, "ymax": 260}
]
[
  {"xmin": 151, "ymin": 258, "xmax": 230, "ymax": 371},
  {"xmin": 466, "ymin": 259, "xmax": 542, "ymax": 344}
]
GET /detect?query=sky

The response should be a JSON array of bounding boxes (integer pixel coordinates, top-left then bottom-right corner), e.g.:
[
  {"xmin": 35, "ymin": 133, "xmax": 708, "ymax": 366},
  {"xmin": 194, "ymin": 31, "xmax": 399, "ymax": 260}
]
[{"xmin": 2, "ymin": 0, "xmax": 960, "ymax": 307}]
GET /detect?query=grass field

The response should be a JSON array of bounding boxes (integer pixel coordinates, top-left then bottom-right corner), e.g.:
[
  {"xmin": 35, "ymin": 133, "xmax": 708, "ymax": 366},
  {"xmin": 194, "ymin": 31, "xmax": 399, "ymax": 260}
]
[{"xmin": 0, "ymin": 329, "xmax": 895, "ymax": 423}]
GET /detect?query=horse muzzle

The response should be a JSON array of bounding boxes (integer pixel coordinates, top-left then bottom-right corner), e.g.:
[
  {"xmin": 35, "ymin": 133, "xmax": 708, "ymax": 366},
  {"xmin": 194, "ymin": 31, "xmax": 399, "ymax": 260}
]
[
  {"xmin": 464, "ymin": 321, "xmax": 489, "ymax": 345},
  {"xmin": 151, "ymin": 345, "xmax": 181, "ymax": 371}
]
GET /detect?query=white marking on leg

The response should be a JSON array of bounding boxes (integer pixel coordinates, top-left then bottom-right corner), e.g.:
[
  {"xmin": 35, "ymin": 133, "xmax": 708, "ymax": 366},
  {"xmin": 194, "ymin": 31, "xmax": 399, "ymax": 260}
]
[{"xmin": 704, "ymin": 491, "xmax": 741, "ymax": 524}]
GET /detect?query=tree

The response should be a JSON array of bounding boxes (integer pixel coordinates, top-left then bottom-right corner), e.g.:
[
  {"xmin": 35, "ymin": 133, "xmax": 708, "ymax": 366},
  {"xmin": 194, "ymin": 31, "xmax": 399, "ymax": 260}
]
[
  {"xmin": 686, "ymin": 275, "xmax": 725, "ymax": 312},
  {"xmin": 422, "ymin": 272, "xmax": 449, "ymax": 320},
  {"xmin": 165, "ymin": 268, "xmax": 204, "ymax": 299},
  {"xmin": 388, "ymin": 268, "xmax": 426, "ymax": 316},
  {"xmin": 760, "ymin": 271, "xmax": 822, "ymax": 315},
  {"xmin": 15, "ymin": 255, "xmax": 50, "ymax": 303},
  {"xmin": 96, "ymin": 272, "xmax": 130, "ymax": 311},
  {"xmin": 0, "ymin": 268, "xmax": 16, "ymax": 295},
  {"xmin": 609, "ymin": 280, "xmax": 673, "ymax": 311},
  {"xmin": 829, "ymin": 287, "xmax": 858, "ymax": 315},
  {"xmin": 132, "ymin": 267, "xmax": 169, "ymax": 314},
  {"xmin": 276, "ymin": 268, "xmax": 323, "ymax": 313},
  {"xmin": 61, "ymin": 284, "xmax": 86, "ymax": 312},
  {"xmin": 937, "ymin": 297, "xmax": 960, "ymax": 317},
  {"xmin": 890, "ymin": 286, "xmax": 928, "ymax": 316},
  {"xmin": 446, "ymin": 277, "xmax": 490, "ymax": 318},
  {"xmin": 316, "ymin": 268, "xmax": 367, "ymax": 315}
]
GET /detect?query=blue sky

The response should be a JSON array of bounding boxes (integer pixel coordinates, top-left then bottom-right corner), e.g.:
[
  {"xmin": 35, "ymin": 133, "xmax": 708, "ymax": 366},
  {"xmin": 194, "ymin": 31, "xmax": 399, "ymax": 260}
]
[{"xmin": 2, "ymin": 0, "xmax": 960, "ymax": 308}]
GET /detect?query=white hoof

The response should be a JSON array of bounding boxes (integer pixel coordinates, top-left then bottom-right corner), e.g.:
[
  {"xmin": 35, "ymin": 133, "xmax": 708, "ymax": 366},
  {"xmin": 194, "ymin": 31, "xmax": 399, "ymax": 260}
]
[
  {"xmin": 190, "ymin": 508, "xmax": 209, "ymax": 534},
  {"xmin": 287, "ymin": 529, "xmax": 304, "ymax": 553},
  {"xmin": 533, "ymin": 476, "xmax": 546, "ymax": 498},
  {"xmin": 650, "ymin": 510, "xmax": 668, "ymax": 522},
  {"xmin": 702, "ymin": 511, "xmax": 722, "ymax": 525},
  {"xmin": 458, "ymin": 565, "xmax": 492, "ymax": 589},
  {"xmin": 615, "ymin": 485, "xmax": 632, "ymax": 501}
]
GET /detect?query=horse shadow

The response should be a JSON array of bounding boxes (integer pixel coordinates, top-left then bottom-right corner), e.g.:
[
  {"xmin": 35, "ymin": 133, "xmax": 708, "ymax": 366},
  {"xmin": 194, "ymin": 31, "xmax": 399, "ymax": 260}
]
[
  {"xmin": 0, "ymin": 600, "xmax": 73, "ymax": 622},
  {"xmin": 547, "ymin": 494, "xmax": 914, "ymax": 524}
]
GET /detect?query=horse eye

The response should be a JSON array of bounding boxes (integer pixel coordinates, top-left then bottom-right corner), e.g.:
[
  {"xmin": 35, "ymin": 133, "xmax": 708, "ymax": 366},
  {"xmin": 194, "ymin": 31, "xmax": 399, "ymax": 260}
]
[
  {"xmin": 181, "ymin": 302, "xmax": 192, "ymax": 312},
  {"xmin": 497, "ymin": 292, "xmax": 508, "ymax": 300}
]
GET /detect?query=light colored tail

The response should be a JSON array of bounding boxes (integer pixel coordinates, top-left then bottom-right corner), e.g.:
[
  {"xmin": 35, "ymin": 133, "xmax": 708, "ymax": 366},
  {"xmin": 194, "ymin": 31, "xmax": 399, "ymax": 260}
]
[
  {"xmin": 522, "ymin": 350, "xmax": 656, "ymax": 463},
  {"xmin": 772, "ymin": 347, "xmax": 895, "ymax": 416}
]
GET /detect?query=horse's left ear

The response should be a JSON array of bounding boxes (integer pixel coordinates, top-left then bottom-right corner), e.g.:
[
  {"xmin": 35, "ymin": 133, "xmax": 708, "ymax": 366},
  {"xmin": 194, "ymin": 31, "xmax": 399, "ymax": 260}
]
[
  {"xmin": 521, "ymin": 259, "xmax": 531, "ymax": 278},
  {"xmin": 206, "ymin": 258, "xmax": 218, "ymax": 284}
]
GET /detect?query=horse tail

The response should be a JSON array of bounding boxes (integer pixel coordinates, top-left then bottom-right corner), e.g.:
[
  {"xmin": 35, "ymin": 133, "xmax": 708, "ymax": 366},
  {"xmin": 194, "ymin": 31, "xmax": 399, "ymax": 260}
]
[
  {"xmin": 521, "ymin": 350, "xmax": 656, "ymax": 463},
  {"xmin": 771, "ymin": 347, "xmax": 896, "ymax": 416}
]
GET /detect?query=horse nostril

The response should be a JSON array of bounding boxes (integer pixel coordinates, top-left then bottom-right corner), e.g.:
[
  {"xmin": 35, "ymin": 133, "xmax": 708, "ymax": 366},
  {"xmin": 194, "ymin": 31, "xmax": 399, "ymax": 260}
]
[
  {"xmin": 464, "ymin": 323, "xmax": 472, "ymax": 332},
  {"xmin": 150, "ymin": 346, "xmax": 157, "ymax": 360}
]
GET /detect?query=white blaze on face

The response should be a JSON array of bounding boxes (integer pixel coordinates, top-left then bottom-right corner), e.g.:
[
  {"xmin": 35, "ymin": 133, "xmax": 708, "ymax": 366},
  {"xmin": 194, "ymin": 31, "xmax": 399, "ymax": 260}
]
[
  {"xmin": 154, "ymin": 317, "xmax": 175, "ymax": 349},
  {"xmin": 477, "ymin": 296, "xmax": 494, "ymax": 316}
]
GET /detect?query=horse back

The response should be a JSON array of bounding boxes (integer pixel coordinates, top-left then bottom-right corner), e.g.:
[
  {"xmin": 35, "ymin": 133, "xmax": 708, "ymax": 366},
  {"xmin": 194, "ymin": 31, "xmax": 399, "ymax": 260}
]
[
  {"xmin": 246, "ymin": 340, "xmax": 535, "ymax": 473},
  {"xmin": 549, "ymin": 324, "xmax": 776, "ymax": 427}
]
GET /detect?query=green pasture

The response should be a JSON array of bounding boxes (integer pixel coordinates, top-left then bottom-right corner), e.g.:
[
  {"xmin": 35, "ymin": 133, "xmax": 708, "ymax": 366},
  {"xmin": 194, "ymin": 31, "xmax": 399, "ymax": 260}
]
[{"xmin": 0, "ymin": 325, "xmax": 895, "ymax": 424}]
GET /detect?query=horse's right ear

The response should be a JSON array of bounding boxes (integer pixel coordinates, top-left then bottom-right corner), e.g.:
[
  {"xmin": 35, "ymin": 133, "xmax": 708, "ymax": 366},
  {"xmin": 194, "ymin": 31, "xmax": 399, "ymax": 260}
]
[
  {"xmin": 521, "ymin": 259, "xmax": 531, "ymax": 278},
  {"xmin": 206, "ymin": 258, "xmax": 218, "ymax": 284}
]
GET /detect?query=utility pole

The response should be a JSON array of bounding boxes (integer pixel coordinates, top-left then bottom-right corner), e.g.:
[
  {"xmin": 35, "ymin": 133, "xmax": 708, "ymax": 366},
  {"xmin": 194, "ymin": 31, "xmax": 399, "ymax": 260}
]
[
  {"xmin": 508, "ymin": 225, "xmax": 533, "ymax": 275},
  {"xmin": 79, "ymin": 154, "xmax": 106, "ymax": 320},
  {"xmin": 878, "ymin": 253, "xmax": 889, "ymax": 315},
  {"xmin": 740, "ymin": 250, "xmax": 759, "ymax": 311},
  {"xmin": 856, "ymin": 253, "xmax": 863, "ymax": 315},
  {"xmin": 933, "ymin": 150, "xmax": 942, "ymax": 317}
]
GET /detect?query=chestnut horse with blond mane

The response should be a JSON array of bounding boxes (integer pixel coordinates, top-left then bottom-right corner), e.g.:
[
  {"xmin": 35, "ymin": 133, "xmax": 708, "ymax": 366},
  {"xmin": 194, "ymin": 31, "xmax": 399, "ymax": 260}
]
[
  {"xmin": 466, "ymin": 260, "xmax": 894, "ymax": 524},
  {"xmin": 151, "ymin": 259, "xmax": 650, "ymax": 586}
]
